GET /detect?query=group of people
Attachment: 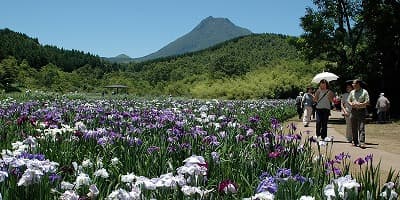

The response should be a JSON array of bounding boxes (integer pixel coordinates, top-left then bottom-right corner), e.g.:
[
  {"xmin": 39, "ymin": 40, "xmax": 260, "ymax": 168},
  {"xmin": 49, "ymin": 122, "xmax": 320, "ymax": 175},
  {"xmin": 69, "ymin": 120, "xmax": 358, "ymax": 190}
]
[
  {"xmin": 296, "ymin": 79, "xmax": 390, "ymax": 149},
  {"xmin": 295, "ymin": 87, "xmax": 316, "ymax": 127}
]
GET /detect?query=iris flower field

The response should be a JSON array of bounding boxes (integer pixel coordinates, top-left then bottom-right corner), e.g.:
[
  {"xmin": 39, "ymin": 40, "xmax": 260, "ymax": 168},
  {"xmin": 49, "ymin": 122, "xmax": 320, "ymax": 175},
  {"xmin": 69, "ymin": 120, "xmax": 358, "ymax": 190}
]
[{"xmin": 0, "ymin": 92, "xmax": 398, "ymax": 199}]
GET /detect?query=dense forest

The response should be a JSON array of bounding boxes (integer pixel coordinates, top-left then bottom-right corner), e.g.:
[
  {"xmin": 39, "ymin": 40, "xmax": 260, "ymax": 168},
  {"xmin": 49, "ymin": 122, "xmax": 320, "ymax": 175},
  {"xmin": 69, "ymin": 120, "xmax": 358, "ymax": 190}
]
[
  {"xmin": 0, "ymin": 28, "xmax": 324, "ymax": 99},
  {"xmin": 1, "ymin": 0, "xmax": 399, "ymax": 114}
]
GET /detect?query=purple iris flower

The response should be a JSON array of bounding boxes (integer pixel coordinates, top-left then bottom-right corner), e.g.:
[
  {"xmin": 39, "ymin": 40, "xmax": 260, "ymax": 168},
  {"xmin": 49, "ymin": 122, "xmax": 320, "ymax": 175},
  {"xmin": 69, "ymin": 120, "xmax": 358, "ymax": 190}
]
[
  {"xmin": 49, "ymin": 173, "xmax": 61, "ymax": 183},
  {"xmin": 256, "ymin": 176, "xmax": 278, "ymax": 194},
  {"xmin": 35, "ymin": 154, "xmax": 46, "ymax": 161},
  {"xmin": 270, "ymin": 118, "xmax": 280, "ymax": 129},
  {"xmin": 293, "ymin": 174, "xmax": 307, "ymax": 183},
  {"xmin": 249, "ymin": 115, "xmax": 260, "ymax": 123},
  {"xmin": 284, "ymin": 134, "xmax": 294, "ymax": 142},
  {"xmin": 338, "ymin": 152, "xmax": 350, "ymax": 160},
  {"xmin": 190, "ymin": 126, "xmax": 207, "ymax": 136},
  {"xmin": 354, "ymin": 157, "xmax": 366, "ymax": 166},
  {"xmin": 147, "ymin": 146, "xmax": 160, "ymax": 154},
  {"xmin": 167, "ymin": 146, "xmax": 177, "ymax": 153},
  {"xmin": 365, "ymin": 154, "xmax": 373, "ymax": 163},
  {"xmin": 97, "ymin": 137, "xmax": 110, "ymax": 146},
  {"xmin": 235, "ymin": 134, "xmax": 245, "ymax": 142},
  {"xmin": 134, "ymin": 137, "xmax": 142, "ymax": 146},
  {"xmin": 259, "ymin": 172, "xmax": 270, "ymax": 180},
  {"xmin": 333, "ymin": 167, "xmax": 342, "ymax": 176},
  {"xmin": 202, "ymin": 135, "xmax": 220, "ymax": 146},
  {"xmin": 167, "ymin": 137, "xmax": 177, "ymax": 143},
  {"xmin": 180, "ymin": 143, "xmax": 191, "ymax": 150},
  {"xmin": 325, "ymin": 159, "xmax": 339, "ymax": 168},
  {"xmin": 18, "ymin": 152, "xmax": 46, "ymax": 161},
  {"xmin": 276, "ymin": 168, "xmax": 291, "ymax": 178}
]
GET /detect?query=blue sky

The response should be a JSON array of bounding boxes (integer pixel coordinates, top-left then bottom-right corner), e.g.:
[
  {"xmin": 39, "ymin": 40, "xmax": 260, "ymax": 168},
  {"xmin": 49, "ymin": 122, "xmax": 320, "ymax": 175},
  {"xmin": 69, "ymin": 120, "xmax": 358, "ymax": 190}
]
[{"xmin": 1, "ymin": 0, "xmax": 314, "ymax": 58}]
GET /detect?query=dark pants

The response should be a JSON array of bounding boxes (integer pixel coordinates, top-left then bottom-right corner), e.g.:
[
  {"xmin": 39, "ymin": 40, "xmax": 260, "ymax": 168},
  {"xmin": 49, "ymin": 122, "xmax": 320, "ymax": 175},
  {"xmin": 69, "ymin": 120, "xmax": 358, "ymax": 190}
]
[
  {"xmin": 316, "ymin": 108, "xmax": 330, "ymax": 139},
  {"xmin": 351, "ymin": 108, "xmax": 366, "ymax": 145},
  {"xmin": 377, "ymin": 111, "xmax": 387, "ymax": 123},
  {"xmin": 312, "ymin": 105, "xmax": 316, "ymax": 119},
  {"xmin": 297, "ymin": 106, "xmax": 303, "ymax": 119}
]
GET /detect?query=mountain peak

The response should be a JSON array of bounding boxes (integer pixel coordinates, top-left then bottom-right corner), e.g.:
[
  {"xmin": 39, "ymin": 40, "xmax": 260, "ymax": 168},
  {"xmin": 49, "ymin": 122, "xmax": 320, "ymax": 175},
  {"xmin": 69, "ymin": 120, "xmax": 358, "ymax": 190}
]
[
  {"xmin": 202, "ymin": 16, "xmax": 231, "ymax": 23},
  {"xmin": 115, "ymin": 54, "xmax": 131, "ymax": 59},
  {"xmin": 195, "ymin": 16, "xmax": 235, "ymax": 31},
  {"xmin": 105, "ymin": 54, "xmax": 133, "ymax": 63},
  {"xmin": 135, "ymin": 16, "xmax": 252, "ymax": 62}
]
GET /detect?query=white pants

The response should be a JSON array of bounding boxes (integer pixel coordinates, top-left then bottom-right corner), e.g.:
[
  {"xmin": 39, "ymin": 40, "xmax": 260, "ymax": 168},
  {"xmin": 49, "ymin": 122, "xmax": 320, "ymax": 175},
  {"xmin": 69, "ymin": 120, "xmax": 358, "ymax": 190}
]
[{"xmin": 302, "ymin": 106, "xmax": 313, "ymax": 125}]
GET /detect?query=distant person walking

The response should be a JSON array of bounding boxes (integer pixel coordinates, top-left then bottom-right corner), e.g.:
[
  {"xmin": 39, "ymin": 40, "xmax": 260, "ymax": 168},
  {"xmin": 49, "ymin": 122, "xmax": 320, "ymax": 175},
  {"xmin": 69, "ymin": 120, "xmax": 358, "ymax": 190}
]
[
  {"xmin": 302, "ymin": 87, "xmax": 314, "ymax": 127},
  {"xmin": 313, "ymin": 79, "xmax": 334, "ymax": 140},
  {"xmin": 376, "ymin": 93, "xmax": 390, "ymax": 123},
  {"xmin": 333, "ymin": 92, "xmax": 341, "ymax": 111},
  {"xmin": 348, "ymin": 79, "xmax": 370, "ymax": 148},
  {"xmin": 296, "ymin": 92, "xmax": 304, "ymax": 120},
  {"xmin": 311, "ymin": 90, "xmax": 316, "ymax": 119},
  {"xmin": 341, "ymin": 83, "xmax": 353, "ymax": 142}
]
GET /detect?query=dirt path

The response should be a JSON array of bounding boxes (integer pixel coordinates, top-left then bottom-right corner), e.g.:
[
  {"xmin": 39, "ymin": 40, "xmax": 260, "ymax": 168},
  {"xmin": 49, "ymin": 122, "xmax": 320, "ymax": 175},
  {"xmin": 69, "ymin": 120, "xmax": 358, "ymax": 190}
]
[{"xmin": 290, "ymin": 110, "xmax": 400, "ymax": 177}]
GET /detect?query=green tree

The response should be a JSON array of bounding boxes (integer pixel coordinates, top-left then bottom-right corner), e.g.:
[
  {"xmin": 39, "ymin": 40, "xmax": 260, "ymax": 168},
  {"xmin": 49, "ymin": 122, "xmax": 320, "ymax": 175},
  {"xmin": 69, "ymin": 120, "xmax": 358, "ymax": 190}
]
[
  {"xmin": 362, "ymin": 0, "xmax": 400, "ymax": 114},
  {"xmin": 16, "ymin": 59, "xmax": 38, "ymax": 89},
  {"xmin": 210, "ymin": 53, "xmax": 250, "ymax": 78},
  {"xmin": 38, "ymin": 63, "xmax": 62, "ymax": 89},
  {"xmin": 300, "ymin": 0, "xmax": 365, "ymax": 81},
  {"xmin": 0, "ymin": 56, "xmax": 18, "ymax": 91}
]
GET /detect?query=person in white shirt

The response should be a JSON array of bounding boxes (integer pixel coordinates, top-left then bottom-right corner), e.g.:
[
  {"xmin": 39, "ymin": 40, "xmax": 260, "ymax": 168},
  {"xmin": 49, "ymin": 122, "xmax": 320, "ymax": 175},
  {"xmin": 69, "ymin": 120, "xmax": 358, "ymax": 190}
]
[
  {"xmin": 302, "ymin": 87, "xmax": 315, "ymax": 127},
  {"xmin": 348, "ymin": 79, "xmax": 370, "ymax": 148},
  {"xmin": 295, "ymin": 92, "xmax": 304, "ymax": 120},
  {"xmin": 376, "ymin": 93, "xmax": 390, "ymax": 123},
  {"xmin": 341, "ymin": 83, "xmax": 353, "ymax": 142}
]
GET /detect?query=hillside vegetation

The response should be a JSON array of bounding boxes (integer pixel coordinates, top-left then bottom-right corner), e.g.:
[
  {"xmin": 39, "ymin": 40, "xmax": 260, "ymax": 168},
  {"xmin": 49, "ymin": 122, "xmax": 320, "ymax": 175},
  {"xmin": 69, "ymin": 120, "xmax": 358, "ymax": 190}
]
[
  {"xmin": 122, "ymin": 34, "xmax": 324, "ymax": 98},
  {"xmin": 1, "ymin": 28, "xmax": 324, "ymax": 98}
]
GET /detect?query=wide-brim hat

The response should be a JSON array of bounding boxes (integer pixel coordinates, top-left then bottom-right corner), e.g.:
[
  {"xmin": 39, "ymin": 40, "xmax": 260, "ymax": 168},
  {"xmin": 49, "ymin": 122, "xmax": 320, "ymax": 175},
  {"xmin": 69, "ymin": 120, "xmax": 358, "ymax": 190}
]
[{"xmin": 345, "ymin": 79, "xmax": 367, "ymax": 87}]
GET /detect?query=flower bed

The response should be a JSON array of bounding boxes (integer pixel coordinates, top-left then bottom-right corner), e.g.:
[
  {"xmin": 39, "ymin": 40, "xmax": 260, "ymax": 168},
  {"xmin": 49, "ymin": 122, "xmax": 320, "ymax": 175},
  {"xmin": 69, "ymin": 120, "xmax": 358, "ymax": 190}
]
[{"xmin": 0, "ymin": 93, "xmax": 398, "ymax": 199}]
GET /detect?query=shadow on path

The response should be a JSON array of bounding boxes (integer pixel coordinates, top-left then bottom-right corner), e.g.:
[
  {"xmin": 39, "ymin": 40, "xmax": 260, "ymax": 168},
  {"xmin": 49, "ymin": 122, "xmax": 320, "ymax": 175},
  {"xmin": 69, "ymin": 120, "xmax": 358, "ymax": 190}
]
[{"xmin": 292, "ymin": 110, "xmax": 400, "ymax": 175}]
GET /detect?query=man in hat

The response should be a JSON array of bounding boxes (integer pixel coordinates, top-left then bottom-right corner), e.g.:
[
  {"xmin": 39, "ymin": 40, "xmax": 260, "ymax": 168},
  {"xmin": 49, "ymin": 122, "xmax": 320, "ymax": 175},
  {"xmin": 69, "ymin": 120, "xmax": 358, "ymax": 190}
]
[
  {"xmin": 376, "ymin": 93, "xmax": 390, "ymax": 123},
  {"xmin": 296, "ymin": 92, "xmax": 304, "ymax": 119},
  {"xmin": 348, "ymin": 79, "xmax": 370, "ymax": 148}
]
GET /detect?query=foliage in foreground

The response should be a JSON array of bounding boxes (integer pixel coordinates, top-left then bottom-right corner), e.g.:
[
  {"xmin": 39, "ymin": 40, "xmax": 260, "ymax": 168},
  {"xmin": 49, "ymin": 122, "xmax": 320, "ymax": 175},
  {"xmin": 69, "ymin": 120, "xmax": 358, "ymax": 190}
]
[{"xmin": 0, "ymin": 93, "xmax": 399, "ymax": 199}]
